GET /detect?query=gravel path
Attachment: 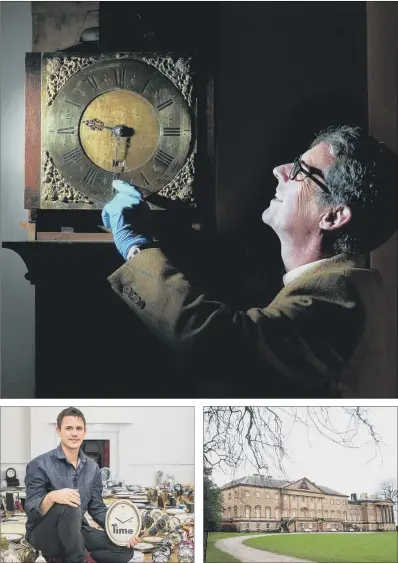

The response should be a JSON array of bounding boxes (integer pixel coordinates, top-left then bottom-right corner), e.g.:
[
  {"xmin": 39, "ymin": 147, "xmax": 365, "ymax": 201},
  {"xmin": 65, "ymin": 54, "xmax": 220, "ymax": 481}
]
[{"xmin": 215, "ymin": 533, "xmax": 314, "ymax": 563}]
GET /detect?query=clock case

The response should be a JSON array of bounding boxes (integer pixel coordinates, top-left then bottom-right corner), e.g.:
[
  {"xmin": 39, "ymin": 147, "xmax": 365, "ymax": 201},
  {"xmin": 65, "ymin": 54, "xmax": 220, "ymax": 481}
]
[{"xmin": 25, "ymin": 50, "xmax": 215, "ymax": 240}]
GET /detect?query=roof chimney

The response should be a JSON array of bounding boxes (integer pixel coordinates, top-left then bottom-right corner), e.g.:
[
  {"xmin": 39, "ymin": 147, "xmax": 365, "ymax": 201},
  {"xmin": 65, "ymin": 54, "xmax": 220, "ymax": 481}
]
[{"xmin": 351, "ymin": 493, "xmax": 357, "ymax": 502}]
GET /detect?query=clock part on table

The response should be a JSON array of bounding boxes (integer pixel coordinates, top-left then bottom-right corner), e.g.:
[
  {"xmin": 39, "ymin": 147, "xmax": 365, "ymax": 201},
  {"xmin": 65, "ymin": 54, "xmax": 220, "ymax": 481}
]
[
  {"xmin": 102, "ymin": 481, "xmax": 194, "ymax": 561},
  {"xmin": 1, "ymin": 476, "xmax": 194, "ymax": 562}
]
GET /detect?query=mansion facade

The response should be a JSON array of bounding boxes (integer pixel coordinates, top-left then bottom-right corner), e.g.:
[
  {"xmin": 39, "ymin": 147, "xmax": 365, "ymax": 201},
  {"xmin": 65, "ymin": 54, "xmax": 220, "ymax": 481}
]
[{"xmin": 221, "ymin": 475, "xmax": 395, "ymax": 532}]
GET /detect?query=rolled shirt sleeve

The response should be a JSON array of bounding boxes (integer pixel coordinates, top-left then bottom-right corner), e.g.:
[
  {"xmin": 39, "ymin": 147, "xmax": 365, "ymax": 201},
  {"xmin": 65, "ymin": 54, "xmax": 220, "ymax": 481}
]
[
  {"xmin": 24, "ymin": 459, "xmax": 49, "ymax": 525},
  {"xmin": 87, "ymin": 467, "xmax": 108, "ymax": 530}
]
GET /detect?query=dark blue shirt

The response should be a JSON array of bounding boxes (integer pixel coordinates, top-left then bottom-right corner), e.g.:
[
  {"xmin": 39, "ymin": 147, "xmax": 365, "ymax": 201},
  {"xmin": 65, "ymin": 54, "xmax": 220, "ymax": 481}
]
[{"xmin": 24, "ymin": 444, "xmax": 108, "ymax": 538}]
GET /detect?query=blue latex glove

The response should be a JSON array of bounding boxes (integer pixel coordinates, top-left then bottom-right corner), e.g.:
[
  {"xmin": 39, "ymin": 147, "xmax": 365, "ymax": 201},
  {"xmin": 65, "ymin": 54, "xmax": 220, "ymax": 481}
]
[{"xmin": 102, "ymin": 180, "xmax": 152, "ymax": 260}]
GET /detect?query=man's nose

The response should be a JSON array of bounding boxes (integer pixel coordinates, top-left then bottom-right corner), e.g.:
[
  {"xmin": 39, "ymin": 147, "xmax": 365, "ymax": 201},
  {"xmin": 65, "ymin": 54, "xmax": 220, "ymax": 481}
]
[{"xmin": 273, "ymin": 163, "xmax": 290, "ymax": 181}]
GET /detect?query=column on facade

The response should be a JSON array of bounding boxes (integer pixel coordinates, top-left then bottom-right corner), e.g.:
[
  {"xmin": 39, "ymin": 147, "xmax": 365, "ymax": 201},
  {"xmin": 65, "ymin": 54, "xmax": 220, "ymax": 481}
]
[{"xmin": 391, "ymin": 506, "xmax": 394, "ymax": 523}]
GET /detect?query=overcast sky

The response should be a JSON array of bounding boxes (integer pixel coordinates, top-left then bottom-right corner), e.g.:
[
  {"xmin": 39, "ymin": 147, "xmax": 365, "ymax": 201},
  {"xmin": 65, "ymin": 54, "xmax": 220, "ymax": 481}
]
[{"xmin": 209, "ymin": 407, "xmax": 397, "ymax": 500}]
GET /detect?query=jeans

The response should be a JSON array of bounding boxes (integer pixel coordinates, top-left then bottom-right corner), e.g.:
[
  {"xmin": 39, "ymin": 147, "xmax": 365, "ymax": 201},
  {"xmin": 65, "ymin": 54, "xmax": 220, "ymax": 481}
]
[{"xmin": 29, "ymin": 505, "xmax": 135, "ymax": 563}]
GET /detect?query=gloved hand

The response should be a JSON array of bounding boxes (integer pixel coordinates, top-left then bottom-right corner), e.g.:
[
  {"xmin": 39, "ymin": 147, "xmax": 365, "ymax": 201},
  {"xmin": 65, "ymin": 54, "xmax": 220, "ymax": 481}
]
[{"xmin": 102, "ymin": 180, "xmax": 153, "ymax": 260}]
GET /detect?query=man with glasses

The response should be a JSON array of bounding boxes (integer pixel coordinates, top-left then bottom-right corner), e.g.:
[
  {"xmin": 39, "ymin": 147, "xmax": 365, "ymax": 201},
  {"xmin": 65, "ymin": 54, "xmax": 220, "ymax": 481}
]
[
  {"xmin": 102, "ymin": 126, "xmax": 397, "ymax": 397},
  {"xmin": 24, "ymin": 407, "xmax": 141, "ymax": 563}
]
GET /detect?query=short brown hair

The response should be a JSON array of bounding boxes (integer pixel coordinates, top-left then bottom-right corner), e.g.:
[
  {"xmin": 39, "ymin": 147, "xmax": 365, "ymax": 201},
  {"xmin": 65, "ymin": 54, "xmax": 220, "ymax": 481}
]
[{"xmin": 57, "ymin": 407, "xmax": 86, "ymax": 429}]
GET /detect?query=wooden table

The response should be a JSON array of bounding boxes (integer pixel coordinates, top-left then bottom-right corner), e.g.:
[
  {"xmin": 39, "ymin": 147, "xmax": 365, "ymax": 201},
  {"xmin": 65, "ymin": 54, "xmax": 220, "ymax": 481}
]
[{"xmin": 1, "ymin": 516, "xmax": 180, "ymax": 562}]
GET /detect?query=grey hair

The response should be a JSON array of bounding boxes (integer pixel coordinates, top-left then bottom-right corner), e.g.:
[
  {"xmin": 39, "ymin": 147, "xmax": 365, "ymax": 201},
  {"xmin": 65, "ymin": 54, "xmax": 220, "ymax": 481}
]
[{"xmin": 310, "ymin": 126, "xmax": 397, "ymax": 255}]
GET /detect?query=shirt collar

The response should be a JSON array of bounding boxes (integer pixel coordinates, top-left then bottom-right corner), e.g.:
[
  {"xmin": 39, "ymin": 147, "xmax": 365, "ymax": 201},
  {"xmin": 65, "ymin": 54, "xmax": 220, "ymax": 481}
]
[
  {"xmin": 283, "ymin": 258, "xmax": 330, "ymax": 286},
  {"xmin": 55, "ymin": 442, "xmax": 87, "ymax": 464},
  {"xmin": 282, "ymin": 254, "xmax": 368, "ymax": 286}
]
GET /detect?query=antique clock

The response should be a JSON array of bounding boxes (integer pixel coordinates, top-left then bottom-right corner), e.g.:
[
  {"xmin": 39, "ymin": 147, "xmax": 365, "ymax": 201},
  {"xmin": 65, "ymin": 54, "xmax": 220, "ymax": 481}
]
[
  {"xmin": 5, "ymin": 468, "xmax": 19, "ymax": 487},
  {"xmin": 39, "ymin": 53, "xmax": 194, "ymax": 210},
  {"xmin": 105, "ymin": 500, "xmax": 142, "ymax": 546}
]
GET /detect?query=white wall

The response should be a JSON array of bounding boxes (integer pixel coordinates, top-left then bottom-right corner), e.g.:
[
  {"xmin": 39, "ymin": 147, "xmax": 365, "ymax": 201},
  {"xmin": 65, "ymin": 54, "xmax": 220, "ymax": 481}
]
[
  {"xmin": 0, "ymin": 1, "xmax": 35, "ymax": 397},
  {"xmin": 1, "ymin": 406, "xmax": 195, "ymax": 486},
  {"xmin": 0, "ymin": 406, "xmax": 31, "ymax": 480}
]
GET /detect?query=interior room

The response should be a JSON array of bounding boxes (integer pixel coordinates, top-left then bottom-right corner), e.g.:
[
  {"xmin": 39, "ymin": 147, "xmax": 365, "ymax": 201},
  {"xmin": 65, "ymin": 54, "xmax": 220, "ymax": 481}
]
[
  {"xmin": 0, "ymin": 405, "xmax": 195, "ymax": 562},
  {"xmin": 1, "ymin": 2, "xmax": 396, "ymax": 398}
]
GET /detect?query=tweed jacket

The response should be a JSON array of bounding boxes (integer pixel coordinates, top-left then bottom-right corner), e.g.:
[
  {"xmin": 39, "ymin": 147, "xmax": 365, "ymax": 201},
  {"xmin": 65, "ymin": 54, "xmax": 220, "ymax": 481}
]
[{"xmin": 108, "ymin": 248, "xmax": 387, "ymax": 397}]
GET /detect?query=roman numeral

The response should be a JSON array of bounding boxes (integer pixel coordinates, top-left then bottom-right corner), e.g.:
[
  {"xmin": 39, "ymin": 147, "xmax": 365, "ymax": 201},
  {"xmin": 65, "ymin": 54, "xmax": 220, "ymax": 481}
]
[
  {"xmin": 65, "ymin": 100, "xmax": 81, "ymax": 108},
  {"xmin": 64, "ymin": 148, "xmax": 81, "ymax": 166},
  {"xmin": 141, "ymin": 172, "xmax": 150, "ymax": 186},
  {"xmin": 141, "ymin": 78, "xmax": 152, "ymax": 94},
  {"xmin": 115, "ymin": 68, "xmax": 126, "ymax": 89},
  {"xmin": 57, "ymin": 127, "xmax": 75, "ymax": 134},
  {"xmin": 86, "ymin": 75, "xmax": 100, "ymax": 93},
  {"xmin": 155, "ymin": 149, "xmax": 174, "ymax": 167},
  {"xmin": 157, "ymin": 99, "xmax": 173, "ymax": 111},
  {"xmin": 83, "ymin": 168, "xmax": 98, "ymax": 187},
  {"xmin": 163, "ymin": 127, "xmax": 180, "ymax": 137}
]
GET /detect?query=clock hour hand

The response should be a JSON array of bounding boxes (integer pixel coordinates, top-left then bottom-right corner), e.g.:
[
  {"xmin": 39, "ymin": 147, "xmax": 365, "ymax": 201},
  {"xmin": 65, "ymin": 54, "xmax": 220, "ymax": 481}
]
[
  {"xmin": 83, "ymin": 119, "xmax": 134, "ymax": 138},
  {"xmin": 82, "ymin": 118, "xmax": 113, "ymax": 131}
]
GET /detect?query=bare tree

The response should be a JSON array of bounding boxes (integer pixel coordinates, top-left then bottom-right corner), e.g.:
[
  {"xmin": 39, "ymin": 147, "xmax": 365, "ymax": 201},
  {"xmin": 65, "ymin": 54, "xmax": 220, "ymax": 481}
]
[
  {"xmin": 204, "ymin": 406, "xmax": 382, "ymax": 477},
  {"xmin": 377, "ymin": 480, "xmax": 397, "ymax": 503}
]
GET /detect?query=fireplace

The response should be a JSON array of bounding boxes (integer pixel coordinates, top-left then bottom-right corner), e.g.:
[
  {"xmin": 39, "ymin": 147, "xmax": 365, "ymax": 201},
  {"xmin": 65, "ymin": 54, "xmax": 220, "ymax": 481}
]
[{"xmin": 81, "ymin": 439, "xmax": 110, "ymax": 469}]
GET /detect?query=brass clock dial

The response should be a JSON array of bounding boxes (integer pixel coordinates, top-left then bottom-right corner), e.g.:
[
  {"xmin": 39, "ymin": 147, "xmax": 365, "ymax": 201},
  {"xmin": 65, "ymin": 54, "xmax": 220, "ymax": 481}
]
[{"xmin": 44, "ymin": 56, "xmax": 192, "ymax": 203}]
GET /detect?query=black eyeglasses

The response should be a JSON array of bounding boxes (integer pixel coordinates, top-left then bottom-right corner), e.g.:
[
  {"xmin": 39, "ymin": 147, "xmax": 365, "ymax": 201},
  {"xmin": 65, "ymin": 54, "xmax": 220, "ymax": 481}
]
[{"xmin": 289, "ymin": 155, "xmax": 330, "ymax": 194}]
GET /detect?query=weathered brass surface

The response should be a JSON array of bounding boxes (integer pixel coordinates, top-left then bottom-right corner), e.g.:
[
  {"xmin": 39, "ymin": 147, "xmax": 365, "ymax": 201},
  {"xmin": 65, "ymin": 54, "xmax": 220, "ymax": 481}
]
[
  {"xmin": 80, "ymin": 90, "xmax": 160, "ymax": 173},
  {"xmin": 42, "ymin": 54, "xmax": 193, "ymax": 206}
]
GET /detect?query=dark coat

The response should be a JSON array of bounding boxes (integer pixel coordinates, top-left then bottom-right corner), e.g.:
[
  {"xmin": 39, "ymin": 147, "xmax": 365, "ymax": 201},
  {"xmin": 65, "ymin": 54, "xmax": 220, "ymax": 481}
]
[{"xmin": 108, "ymin": 250, "xmax": 387, "ymax": 398}]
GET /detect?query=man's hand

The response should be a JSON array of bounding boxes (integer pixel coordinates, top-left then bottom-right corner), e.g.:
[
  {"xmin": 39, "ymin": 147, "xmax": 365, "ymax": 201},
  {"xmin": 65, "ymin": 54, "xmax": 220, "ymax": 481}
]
[
  {"xmin": 50, "ymin": 488, "xmax": 81, "ymax": 507},
  {"xmin": 102, "ymin": 180, "xmax": 153, "ymax": 260},
  {"xmin": 127, "ymin": 535, "xmax": 141, "ymax": 548}
]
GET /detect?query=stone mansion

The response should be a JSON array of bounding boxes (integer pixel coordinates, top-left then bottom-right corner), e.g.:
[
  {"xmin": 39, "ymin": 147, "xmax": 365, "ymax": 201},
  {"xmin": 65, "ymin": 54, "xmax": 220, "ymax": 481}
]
[{"xmin": 221, "ymin": 475, "xmax": 395, "ymax": 532}]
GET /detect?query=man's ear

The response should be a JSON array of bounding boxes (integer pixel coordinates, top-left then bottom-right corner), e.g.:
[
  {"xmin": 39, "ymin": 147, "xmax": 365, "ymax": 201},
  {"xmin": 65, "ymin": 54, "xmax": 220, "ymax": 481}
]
[{"xmin": 319, "ymin": 206, "xmax": 352, "ymax": 231}]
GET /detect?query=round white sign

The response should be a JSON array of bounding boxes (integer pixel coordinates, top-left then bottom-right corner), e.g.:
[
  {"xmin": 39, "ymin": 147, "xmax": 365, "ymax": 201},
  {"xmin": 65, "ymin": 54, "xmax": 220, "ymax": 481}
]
[{"xmin": 105, "ymin": 500, "xmax": 142, "ymax": 547}]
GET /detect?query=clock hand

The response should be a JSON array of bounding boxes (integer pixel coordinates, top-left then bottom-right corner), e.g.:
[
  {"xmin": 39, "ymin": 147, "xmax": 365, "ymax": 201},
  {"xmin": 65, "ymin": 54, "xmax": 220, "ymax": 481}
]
[
  {"xmin": 120, "ymin": 516, "xmax": 134, "ymax": 524},
  {"xmin": 83, "ymin": 119, "xmax": 134, "ymax": 138},
  {"xmin": 113, "ymin": 135, "xmax": 122, "ymax": 183},
  {"xmin": 82, "ymin": 118, "xmax": 113, "ymax": 131}
]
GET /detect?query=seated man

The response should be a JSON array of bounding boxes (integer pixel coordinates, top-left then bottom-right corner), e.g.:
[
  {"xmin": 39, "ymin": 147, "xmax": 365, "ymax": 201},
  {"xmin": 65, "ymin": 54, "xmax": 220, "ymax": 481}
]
[
  {"xmin": 24, "ymin": 407, "xmax": 140, "ymax": 563},
  {"xmin": 103, "ymin": 126, "xmax": 397, "ymax": 398}
]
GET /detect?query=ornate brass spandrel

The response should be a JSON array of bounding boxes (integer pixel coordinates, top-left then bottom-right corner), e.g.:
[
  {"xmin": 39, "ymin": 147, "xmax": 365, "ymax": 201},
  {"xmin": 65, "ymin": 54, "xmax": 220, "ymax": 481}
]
[
  {"xmin": 41, "ymin": 150, "xmax": 95, "ymax": 207},
  {"xmin": 158, "ymin": 152, "xmax": 196, "ymax": 203},
  {"xmin": 114, "ymin": 52, "xmax": 193, "ymax": 106},
  {"xmin": 142, "ymin": 54, "xmax": 193, "ymax": 107},
  {"xmin": 45, "ymin": 55, "xmax": 97, "ymax": 105}
]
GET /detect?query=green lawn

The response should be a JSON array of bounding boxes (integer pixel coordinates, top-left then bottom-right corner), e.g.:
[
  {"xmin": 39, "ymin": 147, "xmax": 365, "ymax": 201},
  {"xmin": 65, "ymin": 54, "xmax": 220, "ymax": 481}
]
[
  {"xmin": 206, "ymin": 532, "xmax": 263, "ymax": 562},
  {"xmin": 244, "ymin": 532, "xmax": 398, "ymax": 563}
]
